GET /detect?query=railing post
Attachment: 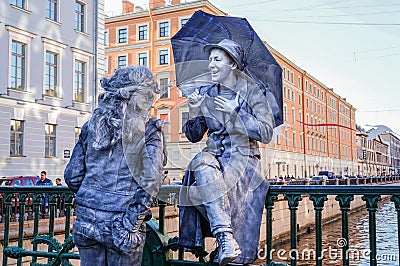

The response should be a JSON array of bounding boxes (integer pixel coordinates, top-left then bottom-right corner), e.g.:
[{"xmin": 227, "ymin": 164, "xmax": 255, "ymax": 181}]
[
  {"xmin": 158, "ymin": 200, "xmax": 167, "ymax": 234},
  {"xmin": 265, "ymin": 194, "xmax": 278, "ymax": 265},
  {"xmin": 390, "ymin": 195, "xmax": 400, "ymax": 266},
  {"xmin": 32, "ymin": 193, "xmax": 42, "ymax": 264},
  {"xmin": 284, "ymin": 194, "xmax": 302, "ymax": 266},
  {"xmin": 3, "ymin": 193, "xmax": 13, "ymax": 266},
  {"xmin": 17, "ymin": 193, "xmax": 28, "ymax": 266},
  {"xmin": 309, "ymin": 195, "xmax": 328, "ymax": 266},
  {"xmin": 335, "ymin": 195, "xmax": 354, "ymax": 266},
  {"xmin": 362, "ymin": 195, "xmax": 381, "ymax": 266},
  {"xmin": 64, "ymin": 193, "xmax": 75, "ymax": 238}
]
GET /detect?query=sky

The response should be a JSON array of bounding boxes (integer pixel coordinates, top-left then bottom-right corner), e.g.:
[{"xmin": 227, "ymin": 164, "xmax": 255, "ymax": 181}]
[{"xmin": 105, "ymin": 0, "xmax": 400, "ymax": 134}]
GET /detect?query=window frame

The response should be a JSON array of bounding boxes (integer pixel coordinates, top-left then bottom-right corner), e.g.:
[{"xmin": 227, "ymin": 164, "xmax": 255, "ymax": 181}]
[
  {"xmin": 44, "ymin": 51, "xmax": 58, "ymax": 97},
  {"xmin": 137, "ymin": 51, "xmax": 148, "ymax": 66},
  {"xmin": 74, "ymin": 1, "xmax": 85, "ymax": 32},
  {"xmin": 45, "ymin": 123, "xmax": 57, "ymax": 158},
  {"xmin": 11, "ymin": 0, "xmax": 27, "ymax": 9},
  {"xmin": 117, "ymin": 27, "xmax": 128, "ymax": 44},
  {"xmin": 159, "ymin": 77, "xmax": 169, "ymax": 99},
  {"xmin": 10, "ymin": 119, "xmax": 24, "ymax": 157},
  {"xmin": 159, "ymin": 49, "xmax": 169, "ymax": 65},
  {"xmin": 117, "ymin": 54, "xmax": 128, "ymax": 68},
  {"xmin": 46, "ymin": 0, "xmax": 58, "ymax": 22},
  {"xmin": 158, "ymin": 20, "xmax": 170, "ymax": 38},
  {"xmin": 10, "ymin": 40, "xmax": 26, "ymax": 91},
  {"xmin": 137, "ymin": 23, "xmax": 149, "ymax": 41}
]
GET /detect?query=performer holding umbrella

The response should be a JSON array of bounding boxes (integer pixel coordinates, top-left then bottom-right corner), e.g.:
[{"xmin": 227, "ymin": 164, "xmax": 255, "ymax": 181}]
[{"xmin": 172, "ymin": 11, "xmax": 283, "ymax": 265}]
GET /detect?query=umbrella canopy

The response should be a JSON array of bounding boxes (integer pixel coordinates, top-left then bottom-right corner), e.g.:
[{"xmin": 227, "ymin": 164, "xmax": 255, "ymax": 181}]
[{"xmin": 171, "ymin": 10, "xmax": 283, "ymax": 127}]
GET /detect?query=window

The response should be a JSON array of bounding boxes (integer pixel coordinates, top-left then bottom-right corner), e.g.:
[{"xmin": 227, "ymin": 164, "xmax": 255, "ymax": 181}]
[
  {"xmin": 45, "ymin": 124, "xmax": 56, "ymax": 157},
  {"xmin": 283, "ymin": 105, "xmax": 287, "ymax": 121},
  {"xmin": 292, "ymin": 108, "xmax": 295, "ymax": 124},
  {"xmin": 46, "ymin": 0, "xmax": 58, "ymax": 21},
  {"xmin": 159, "ymin": 49, "xmax": 169, "ymax": 65},
  {"xmin": 305, "ymin": 81, "xmax": 308, "ymax": 92},
  {"xmin": 138, "ymin": 25, "xmax": 147, "ymax": 40},
  {"xmin": 283, "ymin": 87, "xmax": 286, "ymax": 98},
  {"xmin": 104, "ymin": 56, "xmax": 108, "ymax": 73},
  {"xmin": 300, "ymin": 135, "xmax": 304, "ymax": 149},
  {"xmin": 118, "ymin": 28, "xmax": 127, "ymax": 43},
  {"xmin": 12, "ymin": 0, "xmax": 26, "ymax": 9},
  {"xmin": 292, "ymin": 133, "xmax": 296, "ymax": 148},
  {"xmin": 10, "ymin": 119, "xmax": 24, "ymax": 156},
  {"xmin": 118, "ymin": 55, "xmax": 127, "ymax": 67},
  {"xmin": 182, "ymin": 111, "xmax": 189, "ymax": 127},
  {"xmin": 74, "ymin": 1, "xmax": 85, "ymax": 32},
  {"xmin": 45, "ymin": 51, "xmax": 58, "ymax": 97},
  {"xmin": 159, "ymin": 78, "xmax": 169, "ymax": 99},
  {"xmin": 11, "ymin": 41, "xmax": 25, "ymax": 90},
  {"xmin": 159, "ymin": 112, "xmax": 170, "ymax": 141},
  {"xmin": 298, "ymin": 95, "xmax": 302, "ymax": 105},
  {"xmin": 159, "ymin": 21, "xmax": 169, "ymax": 37},
  {"xmin": 75, "ymin": 127, "xmax": 81, "ymax": 144},
  {"xmin": 74, "ymin": 60, "xmax": 85, "ymax": 102},
  {"xmin": 138, "ymin": 52, "xmax": 147, "ymax": 66},
  {"xmin": 298, "ymin": 77, "xmax": 301, "ymax": 88},
  {"xmin": 104, "ymin": 31, "xmax": 109, "ymax": 46},
  {"xmin": 181, "ymin": 18, "xmax": 189, "ymax": 28}
]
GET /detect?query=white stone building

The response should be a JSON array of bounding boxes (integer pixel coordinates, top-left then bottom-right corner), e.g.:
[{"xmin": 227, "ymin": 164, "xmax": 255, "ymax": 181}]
[{"xmin": 0, "ymin": 0, "xmax": 105, "ymax": 180}]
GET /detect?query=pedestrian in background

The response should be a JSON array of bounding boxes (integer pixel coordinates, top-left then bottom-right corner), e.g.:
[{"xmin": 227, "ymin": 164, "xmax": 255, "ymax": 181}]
[
  {"xmin": 55, "ymin": 178, "xmax": 62, "ymax": 186},
  {"xmin": 36, "ymin": 171, "xmax": 53, "ymax": 186},
  {"xmin": 36, "ymin": 170, "xmax": 53, "ymax": 218}
]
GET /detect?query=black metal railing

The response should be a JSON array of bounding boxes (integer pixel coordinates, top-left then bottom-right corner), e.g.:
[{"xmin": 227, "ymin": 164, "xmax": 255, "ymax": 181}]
[{"xmin": 1, "ymin": 179, "xmax": 400, "ymax": 266}]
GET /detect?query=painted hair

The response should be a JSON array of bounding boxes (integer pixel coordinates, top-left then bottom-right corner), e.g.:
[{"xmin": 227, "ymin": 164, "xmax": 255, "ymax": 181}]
[{"xmin": 89, "ymin": 66, "xmax": 158, "ymax": 150}]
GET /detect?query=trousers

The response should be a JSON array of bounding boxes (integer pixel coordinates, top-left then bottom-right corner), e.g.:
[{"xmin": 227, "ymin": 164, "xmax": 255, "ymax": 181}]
[{"xmin": 73, "ymin": 205, "xmax": 145, "ymax": 266}]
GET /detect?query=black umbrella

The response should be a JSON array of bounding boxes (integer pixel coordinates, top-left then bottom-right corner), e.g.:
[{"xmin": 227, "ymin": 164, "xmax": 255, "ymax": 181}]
[{"xmin": 171, "ymin": 10, "xmax": 283, "ymax": 127}]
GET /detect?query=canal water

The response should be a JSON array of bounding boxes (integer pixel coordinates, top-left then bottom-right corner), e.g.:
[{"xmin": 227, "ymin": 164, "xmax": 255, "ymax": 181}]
[{"xmin": 257, "ymin": 198, "xmax": 398, "ymax": 265}]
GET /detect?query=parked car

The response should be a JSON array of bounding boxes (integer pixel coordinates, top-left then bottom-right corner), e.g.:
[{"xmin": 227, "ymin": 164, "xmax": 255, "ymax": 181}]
[
  {"xmin": 0, "ymin": 176, "xmax": 40, "ymax": 187},
  {"xmin": 266, "ymin": 177, "xmax": 283, "ymax": 183},
  {"xmin": 0, "ymin": 176, "xmax": 40, "ymax": 208},
  {"xmin": 312, "ymin": 175, "xmax": 328, "ymax": 181}
]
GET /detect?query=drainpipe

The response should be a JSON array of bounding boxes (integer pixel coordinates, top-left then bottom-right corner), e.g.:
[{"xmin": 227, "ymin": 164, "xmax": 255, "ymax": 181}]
[{"xmin": 92, "ymin": 0, "xmax": 99, "ymax": 110}]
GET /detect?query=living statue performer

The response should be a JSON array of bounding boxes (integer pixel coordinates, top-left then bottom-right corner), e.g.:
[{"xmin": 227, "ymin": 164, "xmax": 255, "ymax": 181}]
[
  {"xmin": 64, "ymin": 66, "xmax": 166, "ymax": 266},
  {"xmin": 178, "ymin": 39, "xmax": 275, "ymax": 265}
]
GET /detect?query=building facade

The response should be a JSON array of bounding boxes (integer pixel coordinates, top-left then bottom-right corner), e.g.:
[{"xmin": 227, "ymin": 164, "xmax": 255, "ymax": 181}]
[
  {"xmin": 356, "ymin": 131, "xmax": 389, "ymax": 176},
  {"xmin": 0, "ymin": 0, "xmax": 105, "ymax": 179},
  {"xmin": 105, "ymin": 0, "xmax": 358, "ymax": 179},
  {"xmin": 380, "ymin": 132, "xmax": 400, "ymax": 175}
]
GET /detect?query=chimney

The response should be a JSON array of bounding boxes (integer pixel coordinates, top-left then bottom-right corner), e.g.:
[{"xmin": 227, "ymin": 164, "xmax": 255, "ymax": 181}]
[
  {"xmin": 171, "ymin": 0, "xmax": 181, "ymax": 4},
  {"xmin": 150, "ymin": 0, "xmax": 165, "ymax": 9},
  {"xmin": 122, "ymin": 0, "xmax": 134, "ymax": 14}
]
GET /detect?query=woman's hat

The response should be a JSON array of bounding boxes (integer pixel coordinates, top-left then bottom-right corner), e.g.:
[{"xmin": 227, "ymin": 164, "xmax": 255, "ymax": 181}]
[{"xmin": 204, "ymin": 39, "xmax": 244, "ymax": 70}]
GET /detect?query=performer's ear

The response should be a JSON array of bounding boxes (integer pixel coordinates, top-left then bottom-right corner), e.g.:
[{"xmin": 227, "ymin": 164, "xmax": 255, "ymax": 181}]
[{"xmin": 230, "ymin": 61, "xmax": 237, "ymax": 70}]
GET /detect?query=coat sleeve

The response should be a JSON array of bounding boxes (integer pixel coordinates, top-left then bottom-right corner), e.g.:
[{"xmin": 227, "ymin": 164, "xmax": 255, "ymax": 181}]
[
  {"xmin": 64, "ymin": 123, "xmax": 88, "ymax": 193},
  {"xmin": 226, "ymin": 86, "xmax": 275, "ymax": 144}
]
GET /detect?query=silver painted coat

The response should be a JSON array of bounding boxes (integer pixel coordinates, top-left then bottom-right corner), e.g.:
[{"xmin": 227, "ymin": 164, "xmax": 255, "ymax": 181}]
[
  {"xmin": 179, "ymin": 75, "xmax": 274, "ymax": 264},
  {"xmin": 64, "ymin": 116, "xmax": 165, "ymax": 265}
]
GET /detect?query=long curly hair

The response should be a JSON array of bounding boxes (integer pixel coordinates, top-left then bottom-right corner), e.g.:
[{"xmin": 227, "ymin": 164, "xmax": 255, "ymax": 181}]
[{"xmin": 89, "ymin": 66, "xmax": 158, "ymax": 150}]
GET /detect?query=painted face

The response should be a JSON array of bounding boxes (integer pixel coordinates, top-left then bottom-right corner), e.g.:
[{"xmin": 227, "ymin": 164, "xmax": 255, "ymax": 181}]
[{"xmin": 208, "ymin": 48, "xmax": 234, "ymax": 84}]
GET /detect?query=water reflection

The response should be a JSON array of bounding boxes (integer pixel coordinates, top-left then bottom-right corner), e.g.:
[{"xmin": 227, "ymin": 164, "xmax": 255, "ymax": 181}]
[{"xmin": 265, "ymin": 199, "xmax": 398, "ymax": 265}]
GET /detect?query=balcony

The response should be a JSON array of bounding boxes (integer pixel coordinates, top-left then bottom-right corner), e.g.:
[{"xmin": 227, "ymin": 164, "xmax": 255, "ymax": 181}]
[{"xmin": 1, "ymin": 177, "xmax": 400, "ymax": 266}]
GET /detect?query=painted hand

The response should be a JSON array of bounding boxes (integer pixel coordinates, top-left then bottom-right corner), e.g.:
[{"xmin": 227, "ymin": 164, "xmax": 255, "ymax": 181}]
[
  {"xmin": 187, "ymin": 89, "xmax": 204, "ymax": 107},
  {"xmin": 214, "ymin": 91, "xmax": 240, "ymax": 114},
  {"xmin": 111, "ymin": 213, "xmax": 146, "ymax": 252}
]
